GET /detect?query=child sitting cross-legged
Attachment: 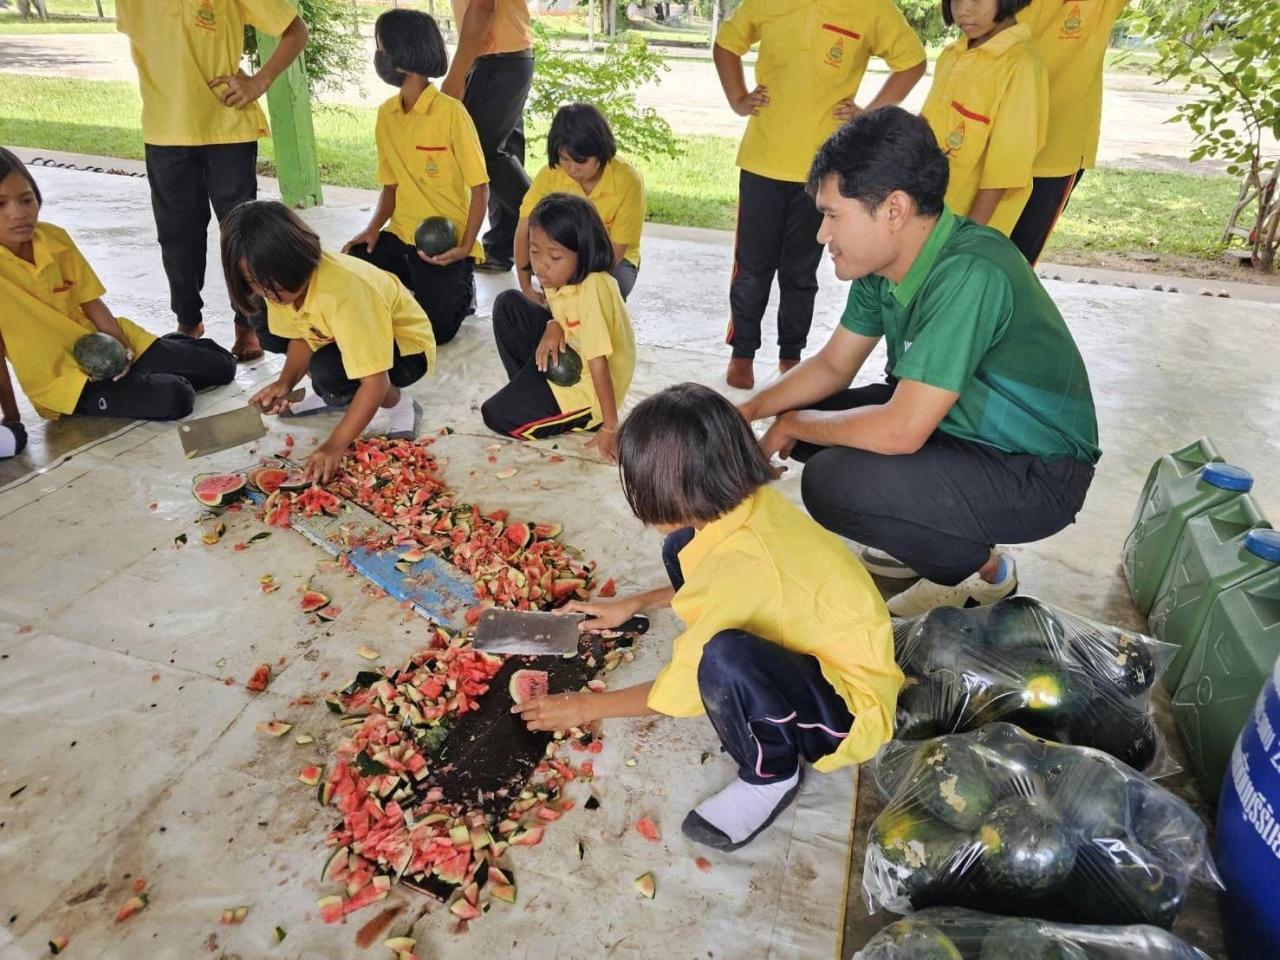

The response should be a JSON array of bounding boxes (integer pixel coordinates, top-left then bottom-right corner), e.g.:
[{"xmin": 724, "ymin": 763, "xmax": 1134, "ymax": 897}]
[{"xmin": 514, "ymin": 383, "xmax": 902, "ymax": 850}]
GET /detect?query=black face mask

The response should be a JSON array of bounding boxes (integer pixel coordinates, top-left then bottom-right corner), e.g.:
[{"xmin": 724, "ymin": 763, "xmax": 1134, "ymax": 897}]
[{"xmin": 374, "ymin": 50, "xmax": 404, "ymax": 87}]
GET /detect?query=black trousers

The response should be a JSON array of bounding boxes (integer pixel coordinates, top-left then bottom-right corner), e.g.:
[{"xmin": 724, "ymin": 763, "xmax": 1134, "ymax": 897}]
[
  {"xmin": 250, "ymin": 318, "xmax": 428, "ymax": 407},
  {"xmin": 144, "ymin": 141, "xmax": 258, "ymax": 331},
  {"xmin": 464, "ymin": 52, "xmax": 534, "ymax": 262},
  {"xmin": 74, "ymin": 333, "xmax": 236, "ymax": 420},
  {"xmin": 792, "ymin": 382, "xmax": 1095, "ymax": 585},
  {"xmin": 347, "ymin": 231, "xmax": 474, "ymax": 345},
  {"xmin": 1009, "ymin": 169, "xmax": 1085, "ymax": 265},
  {"xmin": 662, "ymin": 529, "xmax": 855, "ymax": 784},
  {"xmin": 729, "ymin": 169, "xmax": 825, "ymax": 361},
  {"xmin": 480, "ymin": 289, "xmax": 593, "ymax": 439}
]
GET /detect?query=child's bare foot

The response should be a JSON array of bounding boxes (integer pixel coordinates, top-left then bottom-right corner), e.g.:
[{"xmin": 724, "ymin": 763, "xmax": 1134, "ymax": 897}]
[
  {"xmin": 778, "ymin": 358, "xmax": 800, "ymax": 375},
  {"xmin": 232, "ymin": 327, "xmax": 264, "ymax": 363},
  {"xmin": 177, "ymin": 321, "xmax": 205, "ymax": 338},
  {"xmin": 726, "ymin": 357, "xmax": 755, "ymax": 390}
]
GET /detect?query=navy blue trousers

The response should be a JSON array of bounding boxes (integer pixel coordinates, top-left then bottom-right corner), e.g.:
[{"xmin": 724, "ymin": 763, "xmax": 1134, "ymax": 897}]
[{"xmin": 663, "ymin": 529, "xmax": 855, "ymax": 784}]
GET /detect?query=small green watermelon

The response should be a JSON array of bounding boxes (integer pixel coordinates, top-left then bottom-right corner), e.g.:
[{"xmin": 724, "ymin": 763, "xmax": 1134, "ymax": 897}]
[
  {"xmin": 901, "ymin": 606, "xmax": 986, "ymax": 673},
  {"xmin": 1062, "ymin": 840, "xmax": 1183, "ymax": 927},
  {"xmin": 868, "ymin": 809, "xmax": 971, "ymax": 905},
  {"xmin": 873, "ymin": 918, "xmax": 964, "ymax": 959},
  {"xmin": 978, "ymin": 918, "xmax": 1072, "ymax": 960},
  {"xmin": 895, "ymin": 673, "xmax": 968, "ymax": 740},
  {"xmin": 984, "ymin": 596, "xmax": 1066, "ymax": 653},
  {"xmin": 73, "ymin": 332, "xmax": 128, "ymax": 380},
  {"xmin": 1042, "ymin": 749, "xmax": 1129, "ymax": 836},
  {"xmin": 907, "ymin": 738, "xmax": 998, "ymax": 829},
  {"xmin": 1002, "ymin": 657, "xmax": 1095, "ymax": 740},
  {"xmin": 978, "ymin": 795, "xmax": 1077, "ymax": 894},
  {"xmin": 544, "ymin": 345, "xmax": 583, "ymax": 387},
  {"xmin": 1127, "ymin": 779, "xmax": 1209, "ymax": 866},
  {"xmin": 1069, "ymin": 626, "xmax": 1158, "ymax": 698},
  {"xmin": 1069, "ymin": 697, "xmax": 1159, "ymax": 771},
  {"xmin": 415, "ymin": 216, "xmax": 459, "ymax": 257}
]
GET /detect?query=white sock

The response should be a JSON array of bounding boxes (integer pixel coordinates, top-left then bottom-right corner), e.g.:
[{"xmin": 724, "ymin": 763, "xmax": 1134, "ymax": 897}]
[
  {"xmin": 385, "ymin": 392, "xmax": 416, "ymax": 435},
  {"xmin": 0, "ymin": 425, "xmax": 17, "ymax": 458},
  {"xmin": 287, "ymin": 390, "xmax": 329, "ymax": 415},
  {"xmin": 693, "ymin": 769, "xmax": 800, "ymax": 844}
]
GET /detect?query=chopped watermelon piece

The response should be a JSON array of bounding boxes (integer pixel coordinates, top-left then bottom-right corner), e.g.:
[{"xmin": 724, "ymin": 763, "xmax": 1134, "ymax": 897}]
[
  {"xmin": 317, "ymin": 895, "xmax": 344, "ymax": 924},
  {"xmin": 115, "ymin": 894, "xmax": 148, "ymax": 922},
  {"xmin": 48, "ymin": 935, "xmax": 70, "ymax": 954},
  {"xmin": 299, "ymin": 764, "xmax": 324, "ymax": 786},
  {"xmin": 245, "ymin": 663, "xmax": 271, "ymax": 692},
  {"xmin": 635, "ymin": 816, "xmax": 660, "ymax": 843}
]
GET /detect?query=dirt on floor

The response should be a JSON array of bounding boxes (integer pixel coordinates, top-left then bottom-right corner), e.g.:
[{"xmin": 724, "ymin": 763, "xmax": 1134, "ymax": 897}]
[{"xmin": 1048, "ymin": 249, "xmax": 1280, "ymax": 286}]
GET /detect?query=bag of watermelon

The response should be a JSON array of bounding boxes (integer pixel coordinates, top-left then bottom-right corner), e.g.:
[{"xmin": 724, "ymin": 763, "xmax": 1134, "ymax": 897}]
[
  {"xmin": 854, "ymin": 907, "xmax": 1210, "ymax": 960},
  {"xmin": 863, "ymin": 724, "xmax": 1220, "ymax": 927},
  {"xmin": 891, "ymin": 597, "xmax": 1177, "ymax": 775}
]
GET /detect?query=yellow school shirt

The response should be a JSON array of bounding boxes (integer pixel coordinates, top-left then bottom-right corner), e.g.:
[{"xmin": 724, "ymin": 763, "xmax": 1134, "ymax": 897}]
[
  {"xmin": 266, "ymin": 252, "xmax": 436, "ymax": 381},
  {"xmin": 543, "ymin": 272, "xmax": 634, "ymax": 427},
  {"xmin": 451, "ymin": 0, "xmax": 532, "ymax": 56},
  {"xmin": 1019, "ymin": 0, "xmax": 1130, "ymax": 176},
  {"xmin": 715, "ymin": 0, "xmax": 926, "ymax": 183},
  {"xmin": 0, "ymin": 223, "xmax": 156, "ymax": 418},
  {"xmin": 115, "ymin": 0, "xmax": 297, "ymax": 146},
  {"xmin": 375, "ymin": 86, "xmax": 489, "ymax": 261},
  {"xmin": 519, "ymin": 159, "xmax": 646, "ymax": 267},
  {"xmin": 922, "ymin": 25, "xmax": 1049, "ymax": 236},
  {"xmin": 647, "ymin": 485, "xmax": 902, "ymax": 772}
]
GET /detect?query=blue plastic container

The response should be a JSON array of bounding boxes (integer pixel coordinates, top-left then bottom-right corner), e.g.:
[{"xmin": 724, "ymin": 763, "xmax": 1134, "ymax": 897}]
[{"xmin": 1216, "ymin": 653, "xmax": 1280, "ymax": 958}]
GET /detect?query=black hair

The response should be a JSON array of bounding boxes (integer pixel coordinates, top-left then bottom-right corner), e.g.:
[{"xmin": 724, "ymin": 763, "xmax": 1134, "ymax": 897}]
[
  {"xmin": 528, "ymin": 193, "xmax": 614, "ymax": 285},
  {"xmin": 219, "ymin": 200, "xmax": 323, "ymax": 317},
  {"xmin": 546, "ymin": 103, "xmax": 618, "ymax": 168},
  {"xmin": 616, "ymin": 383, "xmax": 779, "ymax": 527},
  {"xmin": 0, "ymin": 148, "xmax": 42, "ymax": 207},
  {"xmin": 941, "ymin": 0, "xmax": 1032, "ymax": 27},
  {"xmin": 375, "ymin": 9, "xmax": 449, "ymax": 78},
  {"xmin": 807, "ymin": 106, "xmax": 949, "ymax": 217}
]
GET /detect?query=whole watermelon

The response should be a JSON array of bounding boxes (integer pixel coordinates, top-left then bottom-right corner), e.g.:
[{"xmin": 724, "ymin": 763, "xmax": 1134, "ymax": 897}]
[
  {"xmin": 73, "ymin": 332, "xmax": 128, "ymax": 380},
  {"xmin": 545, "ymin": 345, "xmax": 583, "ymax": 387},
  {"xmin": 415, "ymin": 216, "xmax": 459, "ymax": 257}
]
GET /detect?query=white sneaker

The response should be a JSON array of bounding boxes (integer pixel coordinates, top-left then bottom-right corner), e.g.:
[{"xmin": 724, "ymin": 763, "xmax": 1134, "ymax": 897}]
[
  {"xmin": 886, "ymin": 553, "xmax": 1018, "ymax": 617},
  {"xmin": 858, "ymin": 546, "xmax": 920, "ymax": 580}
]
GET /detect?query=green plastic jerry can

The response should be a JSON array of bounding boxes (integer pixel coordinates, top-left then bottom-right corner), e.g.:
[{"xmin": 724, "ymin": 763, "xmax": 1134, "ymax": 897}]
[
  {"xmin": 1172, "ymin": 539, "xmax": 1280, "ymax": 801},
  {"xmin": 1150, "ymin": 496, "xmax": 1272, "ymax": 691},
  {"xmin": 1123, "ymin": 453, "xmax": 1253, "ymax": 615}
]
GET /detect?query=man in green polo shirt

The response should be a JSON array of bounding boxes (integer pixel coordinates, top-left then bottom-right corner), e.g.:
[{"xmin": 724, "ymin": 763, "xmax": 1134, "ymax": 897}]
[{"xmin": 740, "ymin": 106, "xmax": 1099, "ymax": 616}]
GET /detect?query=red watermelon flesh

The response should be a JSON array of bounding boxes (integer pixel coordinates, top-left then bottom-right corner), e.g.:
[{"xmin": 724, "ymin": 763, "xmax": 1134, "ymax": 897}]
[
  {"xmin": 247, "ymin": 466, "xmax": 289, "ymax": 495},
  {"xmin": 192, "ymin": 473, "xmax": 246, "ymax": 507},
  {"xmin": 508, "ymin": 669, "xmax": 548, "ymax": 705}
]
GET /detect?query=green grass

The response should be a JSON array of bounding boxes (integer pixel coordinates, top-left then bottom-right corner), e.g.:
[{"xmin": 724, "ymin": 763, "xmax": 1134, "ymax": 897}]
[
  {"xmin": 0, "ymin": 73, "xmax": 1237, "ymax": 261},
  {"xmin": 0, "ymin": 13, "xmax": 115, "ymax": 33}
]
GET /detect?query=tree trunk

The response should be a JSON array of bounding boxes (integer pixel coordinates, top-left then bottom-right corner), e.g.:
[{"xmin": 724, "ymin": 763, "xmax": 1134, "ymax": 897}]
[{"xmin": 95, "ymin": 0, "xmax": 105, "ymax": 17}]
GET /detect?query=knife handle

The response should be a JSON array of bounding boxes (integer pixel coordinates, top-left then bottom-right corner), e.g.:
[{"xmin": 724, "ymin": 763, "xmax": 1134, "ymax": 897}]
[{"xmin": 618, "ymin": 615, "xmax": 650, "ymax": 636}]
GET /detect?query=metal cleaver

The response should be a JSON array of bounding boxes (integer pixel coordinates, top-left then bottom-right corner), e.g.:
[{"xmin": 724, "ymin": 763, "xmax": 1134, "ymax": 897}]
[
  {"xmin": 473, "ymin": 609, "xmax": 651, "ymax": 656},
  {"xmin": 179, "ymin": 389, "xmax": 304, "ymax": 459}
]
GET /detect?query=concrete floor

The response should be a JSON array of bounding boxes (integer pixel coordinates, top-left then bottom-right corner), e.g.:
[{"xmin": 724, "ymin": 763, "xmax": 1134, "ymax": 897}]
[{"xmin": 2, "ymin": 166, "xmax": 1279, "ymax": 957}]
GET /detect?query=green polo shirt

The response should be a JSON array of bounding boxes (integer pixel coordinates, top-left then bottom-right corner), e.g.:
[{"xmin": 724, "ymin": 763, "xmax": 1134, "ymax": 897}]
[{"xmin": 840, "ymin": 208, "xmax": 1100, "ymax": 464}]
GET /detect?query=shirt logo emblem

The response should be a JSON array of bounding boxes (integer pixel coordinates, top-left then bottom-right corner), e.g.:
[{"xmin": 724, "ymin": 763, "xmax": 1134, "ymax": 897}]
[
  {"xmin": 415, "ymin": 145, "xmax": 447, "ymax": 178},
  {"xmin": 1061, "ymin": 3, "xmax": 1083, "ymax": 37},
  {"xmin": 826, "ymin": 39, "xmax": 845, "ymax": 68},
  {"xmin": 195, "ymin": 0, "xmax": 217, "ymax": 32},
  {"xmin": 945, "ymin": 119, "xmax": 966, "ymax": 156},
  {"xmin": 52, "ymin": 279, "xmax": 75, "ymax": 293}
]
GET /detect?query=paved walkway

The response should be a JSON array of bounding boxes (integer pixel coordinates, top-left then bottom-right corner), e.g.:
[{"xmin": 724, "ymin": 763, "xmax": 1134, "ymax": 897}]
[{"xmin": 0, "ymin": 30, "xmax": 1267, "ymax": 174}]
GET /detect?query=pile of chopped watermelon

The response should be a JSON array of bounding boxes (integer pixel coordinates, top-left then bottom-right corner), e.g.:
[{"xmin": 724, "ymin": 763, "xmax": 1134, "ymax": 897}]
[{"xmin": 275, "ymin": 438, "xmax": 606, "ymax": 930}]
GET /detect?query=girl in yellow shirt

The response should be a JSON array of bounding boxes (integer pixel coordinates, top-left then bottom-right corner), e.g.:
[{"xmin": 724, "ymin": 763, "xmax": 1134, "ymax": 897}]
[
  {"xmin": 516, "ymin": 103, "xmax": 646, "ymax": 302},
  {"xmin": 921, "ymin": 0, "xmax": 1048, "ymax": 241},
  {"xmin": 513, "ymin": 384, "xmax": 900, "ymax": 851},
  {"xmin": 220, "ymin": 201, "xmax": 435, "ymax": 484},
  {"xmin": 0, "ymin": 150, "xmax": 235, "ymax": 451},
  {"xmin": 344, "ymin": 10, "xmax": 490, "ymax": 346},
  {"xmin": 481, "ymin": 194, "xmax": 635, "ymax": 463}
]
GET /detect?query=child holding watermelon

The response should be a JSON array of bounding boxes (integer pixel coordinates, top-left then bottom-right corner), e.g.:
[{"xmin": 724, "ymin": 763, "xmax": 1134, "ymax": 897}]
[
  {"xmin": 481, "ymin": 193, "xmax": 635, "ymax": 463},
  {"xmin": 0, "ymin": 150, "xmax": 236, "ymax": 431},
  {"xmin": 343, "ymin": 9, "xmax": 490, "ymax": 346},
  {"xmin": 514, "ymin": 383, "xmax": 901, "ymax": 851},
  {"xmin": 920, "ymin": 0, "xmax": 1048, "ymax": 245},
  {"xmin": 220, "ymin": 200, "xmax": 435, "ymax": 483}
]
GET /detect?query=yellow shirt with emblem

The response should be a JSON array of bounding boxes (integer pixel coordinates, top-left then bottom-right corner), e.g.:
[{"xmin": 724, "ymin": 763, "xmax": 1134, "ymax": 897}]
[
  {"xmin": 921, "ymin": 24, "xmax": 1049, "ymax": 236},
  {"xmin": 1019, "ymin": 0, "xmax": 1130, "ymax": 176},
  {"xmin": 519, "ymin": 159, "xmax": 646, "ymax": 267},
  {"xmin": 116, "ymin": 0, "xmax": 298, "ymax": 147},
  {"xmin": 451, "ymin": 0, "xmax": 532, "ymax": 56},
  {"xmin": 265, "ymin": 252, "xmax": 436, "ymax": 381},
  {"xmin": 647, "ymin": 485, "xmax": 902, "ymax": 772},
  {"xmin": 544, "ymin": 272, "xmax": 634, "ymax": 427},
  {"xmin": 0, "ymin": 223, "xmax": 157, "ymax": 418},
  {"xmin": 376, "ymin": 86, "xmax": 489, "ymax": 260},
  {"xmin": 715, "ymin": 0, "xmax": 926, "ymax": 183}
]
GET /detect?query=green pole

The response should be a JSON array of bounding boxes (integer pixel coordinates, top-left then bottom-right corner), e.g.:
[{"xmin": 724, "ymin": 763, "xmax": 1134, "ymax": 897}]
[{"xmin": 256, "ymin": 27, "xmax": 323, "ymax": 208}]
